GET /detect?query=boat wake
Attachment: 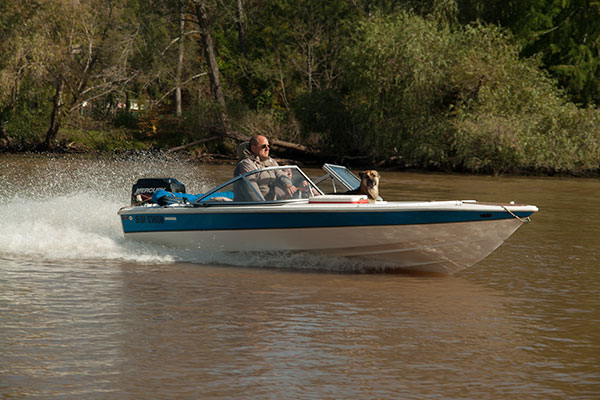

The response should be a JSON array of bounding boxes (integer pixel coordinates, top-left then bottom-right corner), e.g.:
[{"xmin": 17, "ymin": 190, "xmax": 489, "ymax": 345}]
[
  {"xmin": 0, "ymin": 188, "xmax": 385, "ymax": 272},
  {"xmin": 0, "ymin": 191, "xmax": 177, "ymax": 264}
]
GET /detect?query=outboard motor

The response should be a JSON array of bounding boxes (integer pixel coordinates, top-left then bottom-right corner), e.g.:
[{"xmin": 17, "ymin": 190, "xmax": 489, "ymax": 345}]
[{"xmin": 131, "ymin": 178, "xmax": 186, "ymax": 204}]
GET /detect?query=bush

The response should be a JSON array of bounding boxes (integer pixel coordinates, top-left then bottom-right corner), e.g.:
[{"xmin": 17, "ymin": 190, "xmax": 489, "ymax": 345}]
[
  {"xmin": 450, "ymin": 25, "xmax": 600, "ymax": 173},
  {"xmin": 293, "ymin": 89, "xmax": 355, "ymax": 153},
  {"xmin": 113, "ymin": 110, "xmax": 138, "ymax": 129},
  {"xmin": 4, "ymin": 84, "xmax": 53, "ymax": 146},
  {"xmin": 327, "ymin": 12, "xmax": 600, "ymax": 174}
]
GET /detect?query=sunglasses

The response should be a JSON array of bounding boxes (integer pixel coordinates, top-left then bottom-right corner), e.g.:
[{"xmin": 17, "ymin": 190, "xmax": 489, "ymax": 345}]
[{"xmin": 260, "ymin": 144, "xmax": 270, "ymax": 149}]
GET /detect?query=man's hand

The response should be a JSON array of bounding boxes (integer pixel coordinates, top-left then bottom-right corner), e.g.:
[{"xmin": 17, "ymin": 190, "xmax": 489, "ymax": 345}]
[{"xmin": 285, "ymin": 184, "xmax": 298, "ymax": 198}]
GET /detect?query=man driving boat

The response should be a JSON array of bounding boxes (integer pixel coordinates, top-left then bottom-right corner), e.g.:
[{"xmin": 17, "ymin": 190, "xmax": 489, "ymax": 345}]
[{"xmin": 234, "ymin": 135, "xmax": 298, "ymax": 200}]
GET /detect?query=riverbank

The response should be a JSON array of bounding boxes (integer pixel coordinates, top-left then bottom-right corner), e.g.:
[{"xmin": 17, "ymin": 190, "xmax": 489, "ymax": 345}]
[{"xmin": 2, "ymin": 137, "xmax": 599, "ymax": 178}]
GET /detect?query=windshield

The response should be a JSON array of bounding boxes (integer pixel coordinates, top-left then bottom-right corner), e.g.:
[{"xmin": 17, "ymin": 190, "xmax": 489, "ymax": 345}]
[
  {"xmin": 194, "ymin": 165, "xmax": 323, "ymax": 204},
  {"xmin": 319, "ymin": 164, "xmax": 361, "ymax": 192}
]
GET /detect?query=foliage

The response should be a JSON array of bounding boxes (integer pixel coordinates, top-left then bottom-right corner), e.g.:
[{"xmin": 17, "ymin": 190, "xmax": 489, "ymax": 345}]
[
  {"xmin": 330, "ymin": 12, "xmax": 600, "ymax": 173},
  {"xmin": 449, "ymin": 22, "xmax": 600, "ymax": 173},
  {"xmin": 340, "ymin": 12, "xmax": 457, "ymax": 164},
  {"xmin": 293, "ymin": 89, "xmax": 354, "ymax": 151},
  {"xmin": 456, "ymin": 0, "xmax": 600, "ymax": 107},
  {"xmin": 0, "ymin": 0, "xmax": 599, "ymax": 174},
  {"xmin": 3, "ymin": 80, "xmax": 54, "ymax": 145}
]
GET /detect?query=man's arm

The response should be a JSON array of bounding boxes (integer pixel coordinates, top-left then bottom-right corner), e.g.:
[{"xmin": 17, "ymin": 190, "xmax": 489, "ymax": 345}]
[{"xmin": 274, "ymin": 169, "xmax": 297, "ymax": 197}]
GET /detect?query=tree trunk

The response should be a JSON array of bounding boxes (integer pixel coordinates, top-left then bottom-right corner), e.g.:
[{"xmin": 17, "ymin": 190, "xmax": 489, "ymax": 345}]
[
  {"xmin": 44, "ymin": 78, "xmax": 64, "ymax": 150},
  {"xmin": 0, "ymin": 120, "xmax": 8, "ymax": 141},
  {"xmin": 175, "ymin": 0, "xmax": 185, "ymax": 117},
  {"xmin": 306, "ymin": 41, "xmax": 313, "ymax": 94},
  {"xmin": 0, "ymin": 108, "xmax": 9, "ymax": 140},
  {"xmin": 193, "ymin": 0, "xmax": 227, "ymax": 110},
  {"xmin": 236, "ymin": 0, "xmax": 247, "ymax": 57}
]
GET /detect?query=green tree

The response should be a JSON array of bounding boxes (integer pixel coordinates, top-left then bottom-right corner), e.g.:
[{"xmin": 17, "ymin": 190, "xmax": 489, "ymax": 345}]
[
  {"xmin": 325, "ymin": 12, "xmax": 600, "ymax": 173},
  {"xmin": 31, "ymin": 0, "xmax": 139, "ymax": 149},
  {"xmin": 457, "ymin": 0, "xmax": 600, "ymax": 106},
  {"xmin": 0, "ymin": 0, "xmax": 46, "ymax": 143},
  {"xmin": 221, "ymin": 0, "xmax": 361, "ymax": 109}
]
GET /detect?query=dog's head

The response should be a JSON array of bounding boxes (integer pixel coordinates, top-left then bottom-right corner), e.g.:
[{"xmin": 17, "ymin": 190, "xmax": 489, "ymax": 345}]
[{"xmin": 359, "ymin": 170, "xmax": 380, "ymax": 189}]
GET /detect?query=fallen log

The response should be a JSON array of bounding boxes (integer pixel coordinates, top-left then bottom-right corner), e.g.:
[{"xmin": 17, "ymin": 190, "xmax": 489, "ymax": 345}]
[
  {"xmin": 168, "ymin": 130, "xmax": 332, "ymax": 164},
  {"xmin": 167, "ymin": 135, "xmax": 222, "ymax": 152},
  {"xmin": 270, "ymin": 139, "xmax": 310, "ymax": 153}
]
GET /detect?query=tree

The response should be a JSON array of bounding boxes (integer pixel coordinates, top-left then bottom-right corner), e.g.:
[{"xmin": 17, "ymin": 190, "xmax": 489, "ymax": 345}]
[
  {"xmin": 456, "ymin": 0, "xmax": 600, "ymax": 106},
  {"xmin": 175, "ymin": 0, "xmax": 186, "ymax": 116},
  {"xmin": 0, "ymin": 0, "xmax": 44, "ymax": 143},
  {"xmin": 192, "ymin": 1, "xmax": 226, "ymax": 109},
  {"xmin": 33, "ymin": 0, "xmax": 137, "ymax": 149},
  {"xmin": 236, "ymin": 0, "xmax": 247, "ymax": 57},
  {"xmin": 127, "ymin": 0, "xmax": 197, "ymax": 114},
  {"xmin": 223, "ymin": 0, "xmax": 362, "ymax": 110}
]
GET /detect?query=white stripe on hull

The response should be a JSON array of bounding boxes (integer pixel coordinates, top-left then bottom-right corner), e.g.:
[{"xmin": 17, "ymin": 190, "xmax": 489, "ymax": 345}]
[{"xmin": 124, "ymin": 219, "xmax": 523, "ymax": 273}]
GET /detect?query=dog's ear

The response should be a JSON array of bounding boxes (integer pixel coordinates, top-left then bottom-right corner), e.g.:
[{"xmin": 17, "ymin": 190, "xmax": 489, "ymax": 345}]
[{"xmin": 359, "ymin": 171, "xmax": 366, "ymax": 179}]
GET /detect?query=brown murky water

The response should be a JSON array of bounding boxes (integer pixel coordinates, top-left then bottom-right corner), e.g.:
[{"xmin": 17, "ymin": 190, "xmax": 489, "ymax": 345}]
[{"xmin": 1, "ymin": 154, "xmax": 599, "ymax": 399}]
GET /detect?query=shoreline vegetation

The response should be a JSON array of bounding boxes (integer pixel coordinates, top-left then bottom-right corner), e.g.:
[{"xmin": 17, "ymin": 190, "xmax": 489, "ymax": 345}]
[{"xmin": 1, "ymin": 1, "xmax": 599, "ymax": 176}]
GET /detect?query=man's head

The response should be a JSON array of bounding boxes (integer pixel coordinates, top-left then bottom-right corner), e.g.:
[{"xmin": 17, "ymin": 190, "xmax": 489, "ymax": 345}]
[{"xmin": 250, "ymin": 135, "xmax": 270, "ymax": 161}]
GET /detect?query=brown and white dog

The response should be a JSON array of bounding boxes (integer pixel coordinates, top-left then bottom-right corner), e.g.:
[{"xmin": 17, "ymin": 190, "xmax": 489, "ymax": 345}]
[{"xmin": 346, "ymin": 170, "xmax": 380, "ymax": 203}]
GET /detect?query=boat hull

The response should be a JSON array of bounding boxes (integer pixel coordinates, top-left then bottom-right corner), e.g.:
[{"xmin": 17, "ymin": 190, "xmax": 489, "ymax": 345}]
[{"xmin": 119, "ymin": 202, "xmax": 535, "ymax": 273}]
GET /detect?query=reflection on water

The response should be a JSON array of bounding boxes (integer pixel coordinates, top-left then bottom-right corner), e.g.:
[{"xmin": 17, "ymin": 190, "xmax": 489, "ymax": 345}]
[
  {"xmin": 1, "ymin": 154, "xmax": 599, "ymax": 399},
  {"xmin": 1, "ymin": 262, "xmax": 544, "ymax": 399}
]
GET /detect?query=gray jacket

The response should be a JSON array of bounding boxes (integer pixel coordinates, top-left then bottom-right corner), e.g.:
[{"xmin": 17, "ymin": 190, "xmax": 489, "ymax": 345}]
[{"xmin": 233, "ymin": 145, "xmax": 291, "ymax": 201}]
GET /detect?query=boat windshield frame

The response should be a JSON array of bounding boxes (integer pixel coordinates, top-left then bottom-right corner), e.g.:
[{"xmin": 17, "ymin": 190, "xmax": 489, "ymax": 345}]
[
  {"xmin": 313, "ymin": 163, "xmax": 361, "ymax": 192},
  {"xmin": 192, "ymin": 165, "xmax": 324, "ymax": 206}
]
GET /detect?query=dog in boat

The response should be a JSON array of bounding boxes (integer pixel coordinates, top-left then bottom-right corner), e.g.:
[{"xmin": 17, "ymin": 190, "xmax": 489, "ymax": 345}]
[{"xmin": 345, "ymin": 170, "xmax": 380, "ymax": 203}]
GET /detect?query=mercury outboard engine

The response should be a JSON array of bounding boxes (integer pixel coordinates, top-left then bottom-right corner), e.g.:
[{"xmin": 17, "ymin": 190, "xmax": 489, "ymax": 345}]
[{"xmin": 131, "ymin": 178, "xmax": 186, "ymax": 204}]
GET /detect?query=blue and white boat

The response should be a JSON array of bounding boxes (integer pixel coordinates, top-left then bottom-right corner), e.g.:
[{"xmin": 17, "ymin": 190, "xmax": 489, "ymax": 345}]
[{"xmin": 118, "ymin": 164, "xmax": 538, "ymax": 274}]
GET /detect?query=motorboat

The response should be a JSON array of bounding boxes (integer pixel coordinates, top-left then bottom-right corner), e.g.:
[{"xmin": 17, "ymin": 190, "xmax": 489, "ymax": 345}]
[{"xmin": 118, "ymin": 164, "xmax": 538, "ymax": 274}]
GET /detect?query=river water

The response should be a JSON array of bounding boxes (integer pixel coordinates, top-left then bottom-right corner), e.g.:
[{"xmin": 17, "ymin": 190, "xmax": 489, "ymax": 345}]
[{"xmin": 1, "ymin": 154, "xmax": 598, "ymax": 399}]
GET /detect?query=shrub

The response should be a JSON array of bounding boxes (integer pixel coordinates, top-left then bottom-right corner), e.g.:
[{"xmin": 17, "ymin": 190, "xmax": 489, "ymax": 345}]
[{"xmin": 330, "ymin": 12, "xmax": 600, "ymax": 174}]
